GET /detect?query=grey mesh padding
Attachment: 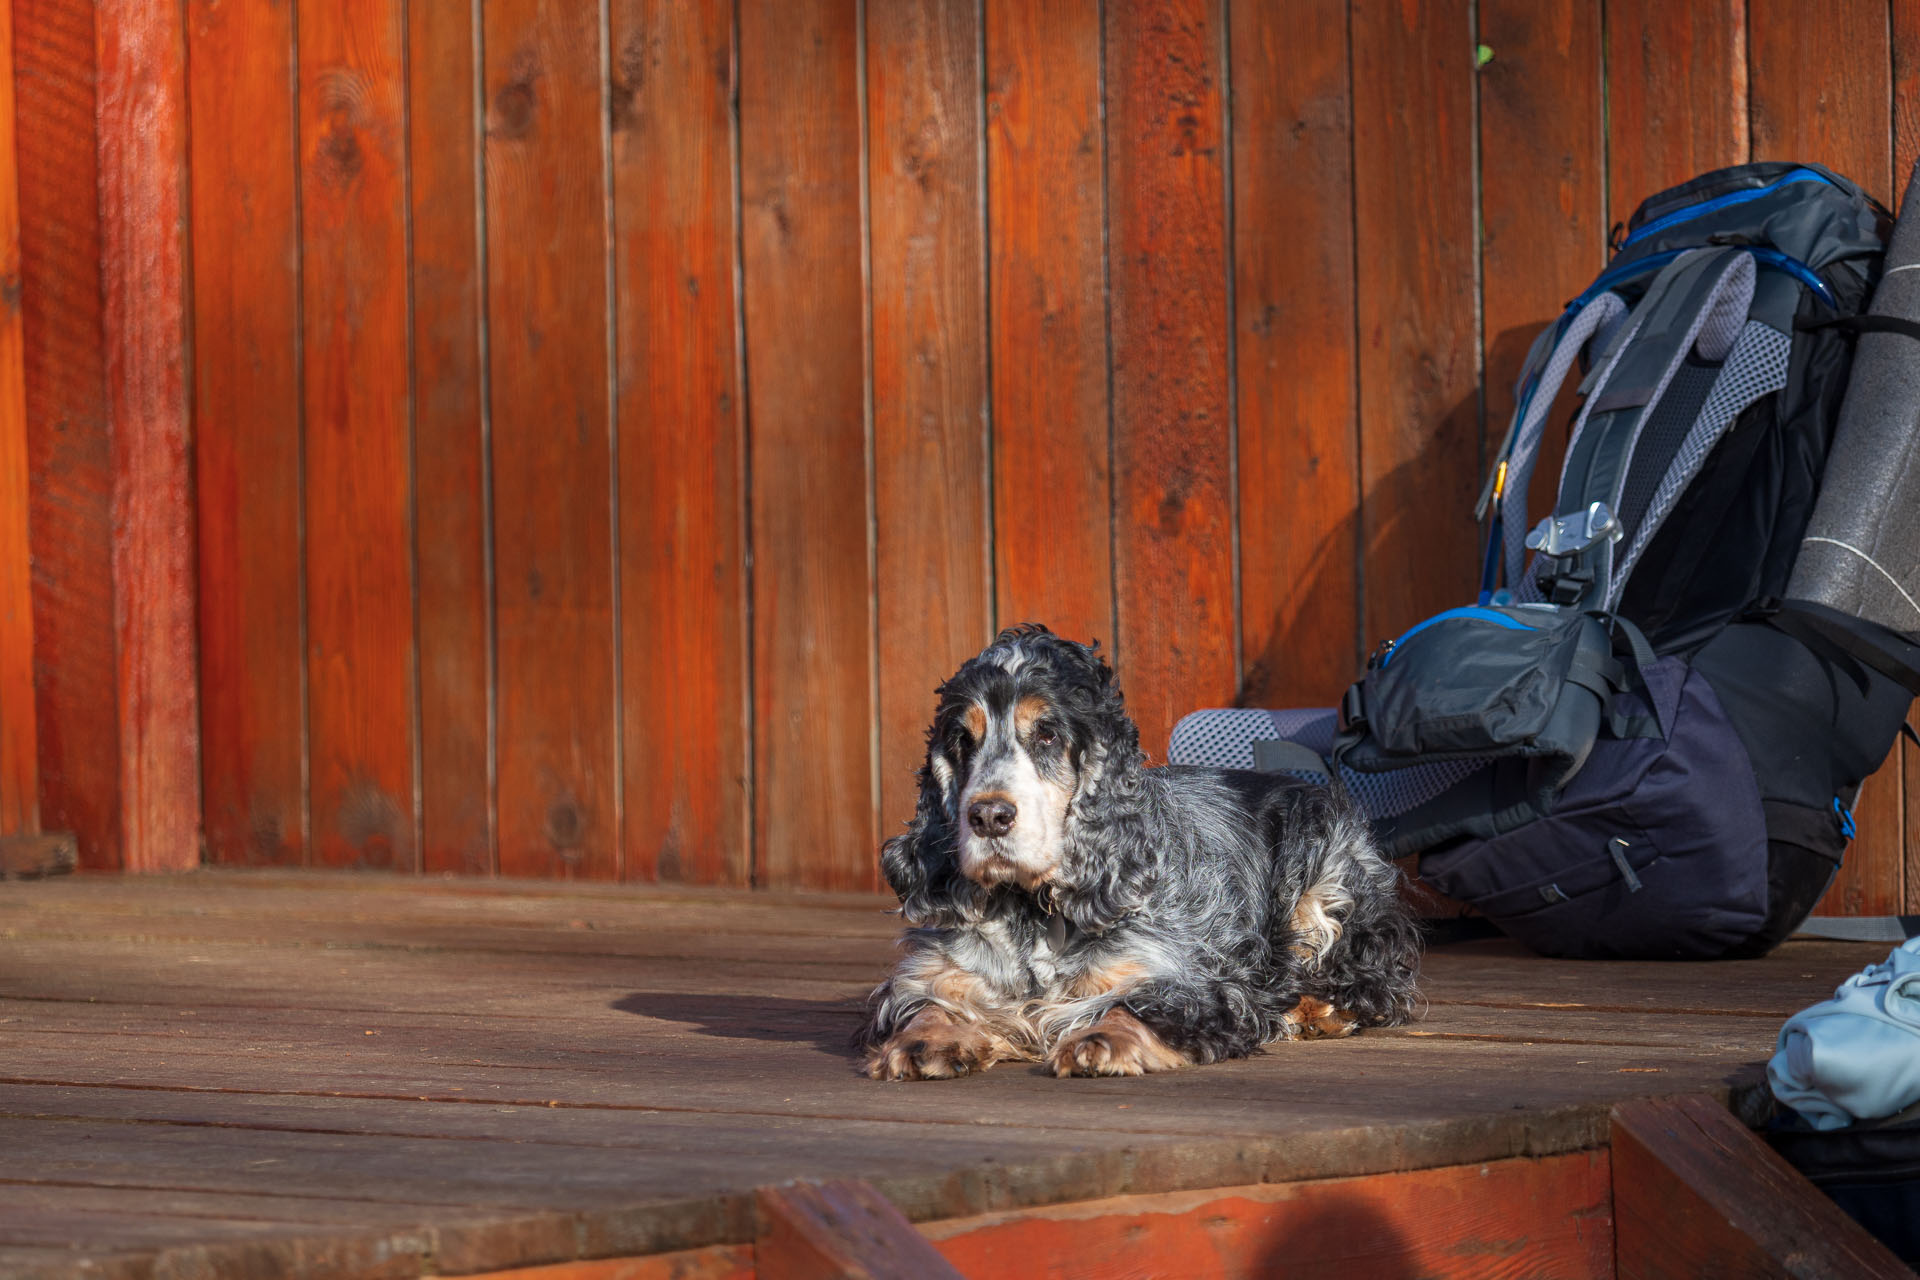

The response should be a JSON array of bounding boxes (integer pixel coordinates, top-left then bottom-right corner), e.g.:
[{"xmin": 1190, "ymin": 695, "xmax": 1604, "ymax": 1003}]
[
  {"xmin": 1167, "ymin": 708, "xmax": 1491, "ymax": 821},
  {"xmin": 1499, "ymin": 292, "xmax": 1628, "ymax": 588},
  {"xmin": 1169, "ymin": 707, "xmax": 1338, "ymax": 768},
  {"xmin": 1512, "ymin": 568, "xmax": 1546, "ymax": 604},
  {"xmin": 1608, "ymin": 320, "xmax": 1793, "ymax": 606}
]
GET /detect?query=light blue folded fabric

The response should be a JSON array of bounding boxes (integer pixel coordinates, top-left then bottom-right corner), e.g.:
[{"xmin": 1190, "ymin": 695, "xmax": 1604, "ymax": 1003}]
[{"xmin": 1769, "ymin": 937, "xmax": 1920, "ymax": 1130}]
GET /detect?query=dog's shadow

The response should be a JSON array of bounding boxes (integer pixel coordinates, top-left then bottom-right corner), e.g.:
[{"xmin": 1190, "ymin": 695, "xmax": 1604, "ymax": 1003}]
[{"xmin": 611, "ymin": 991, "xmax": 866, "ymax": 1060}]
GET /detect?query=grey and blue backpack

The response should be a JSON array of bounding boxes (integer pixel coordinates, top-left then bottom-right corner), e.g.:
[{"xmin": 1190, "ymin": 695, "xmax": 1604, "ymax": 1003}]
[{"xmin": 1173, "ymin": 161, "xmax": 1920, "ymax": 960}]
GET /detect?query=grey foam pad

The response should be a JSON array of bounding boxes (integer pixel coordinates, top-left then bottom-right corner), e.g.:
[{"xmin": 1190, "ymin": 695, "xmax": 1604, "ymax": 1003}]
[{"xmin": 1788, "ymin": 158, "xmax": 1920, "ymax": 635}]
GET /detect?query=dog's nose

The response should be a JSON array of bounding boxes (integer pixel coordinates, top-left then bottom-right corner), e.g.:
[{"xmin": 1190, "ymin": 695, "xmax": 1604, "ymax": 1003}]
[{"xmin": 967, "ymin": 796, "xmax": 1017, "ymax": 838}]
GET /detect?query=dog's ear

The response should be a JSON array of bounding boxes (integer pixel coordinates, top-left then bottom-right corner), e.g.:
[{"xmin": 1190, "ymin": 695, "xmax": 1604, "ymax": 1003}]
[
  {"xmin": 880, "ymin": 739, "xmax": 978, "ymax": 928},
  {"xmin": 1055, "ymin": 653, "xmax": 1156, "ymax": 933}
]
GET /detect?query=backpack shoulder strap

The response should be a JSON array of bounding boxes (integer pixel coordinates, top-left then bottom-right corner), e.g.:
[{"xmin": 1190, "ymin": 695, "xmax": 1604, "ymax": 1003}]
[
  {"xmin": 1480, "ymin": 291, "xmax": 1630, "ymax": 596},
  {"xmin": 1533, "ymin": 247, "xmax": 1759, "ymax": 609}
]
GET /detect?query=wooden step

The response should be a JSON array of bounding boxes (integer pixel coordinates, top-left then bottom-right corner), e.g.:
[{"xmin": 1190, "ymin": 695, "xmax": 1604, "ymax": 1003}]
[{"xmin": 1611, "ymin": 1094, "xmax": 1912, "ymax": 1280}]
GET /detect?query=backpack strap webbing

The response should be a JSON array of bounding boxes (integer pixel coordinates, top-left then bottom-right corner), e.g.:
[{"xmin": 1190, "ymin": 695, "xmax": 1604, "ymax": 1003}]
[
  {"xmin": 1767, "ymin": 597, "xmax": 1920, "ymax": 697},
  {"xmin": 1251, "ymin": 738, "xmax": 1334, "ymax": 781},
  {"xmin": 1795, "ymin": 313, "xmax": 1920, "ymax": 343}
]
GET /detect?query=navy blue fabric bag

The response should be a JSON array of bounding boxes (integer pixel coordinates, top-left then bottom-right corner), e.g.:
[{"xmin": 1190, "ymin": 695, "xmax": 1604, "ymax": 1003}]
[{"xmin": 1415, "ymin": 658, "xmax": 1770, "ymax": 960}]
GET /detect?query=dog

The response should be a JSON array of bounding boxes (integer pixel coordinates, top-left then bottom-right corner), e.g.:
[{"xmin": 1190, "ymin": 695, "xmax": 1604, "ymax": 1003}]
[{"xmin": 858, "ymin": 624, "xmax": 1421, "ymax": 1080}]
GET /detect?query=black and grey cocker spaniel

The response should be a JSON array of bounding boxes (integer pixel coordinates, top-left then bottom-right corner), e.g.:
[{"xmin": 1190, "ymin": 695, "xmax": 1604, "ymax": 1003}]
[{"xmin": 858, "ymin": 624, "xmax": 1421, "ymax": 1080}]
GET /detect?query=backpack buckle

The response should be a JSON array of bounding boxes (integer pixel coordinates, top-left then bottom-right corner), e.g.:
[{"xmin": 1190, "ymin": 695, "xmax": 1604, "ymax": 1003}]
[
  {"xmin": 1542, "ymin": 570, "xmax": 1594, "ymax": 607},
  {"xmin": 1524, "ymin": 501, "xmax": 1621, "ymax": 558}
]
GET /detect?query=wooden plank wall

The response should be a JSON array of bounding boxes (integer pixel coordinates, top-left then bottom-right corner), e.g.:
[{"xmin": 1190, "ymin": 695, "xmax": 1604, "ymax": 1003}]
[
  {"xmin": 10, "ymin": 0, "xmax": 197, "ymax": 871},
  {"xmin": 174, "ymin": 0, "xmax": 1920, "ymax": 904},
  {"xmin": 0, "ymin": 0, "xmax": 33, "ymax": 840}
]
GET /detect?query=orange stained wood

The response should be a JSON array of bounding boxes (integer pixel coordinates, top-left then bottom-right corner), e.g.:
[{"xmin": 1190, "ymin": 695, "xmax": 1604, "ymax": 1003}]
[
  {"xmin": 1750, "ymin": 0, "xmax": 1891, "ymax": 199},
  {"xmin": 926, "ymin": 1150, "xmax": 1615, "ymax": 1280},
  {"xmin": 1604, "ymin": 0, "xmax": 1749, "ymax": 221},
  {"xmin": 17, "ymin": 0, "xmax": 122, "ymax": 868},
  {"xmin": 757, "ymin": 1180, "xmax": 963, "ymax": 1280},
  {"xmin": 1350, "ymin": 0, "xmax": 1481, "ymax": 651},
  {"xmin": 1105, "ymin": 0, "xmax": 1236, "ymax": 756},
  {"xmin": 1478, "ymin": 0, "xmax": 1605, "ymax": 543},
  {"xmin": 484, "ymin": 0, "xmax": 620, "ymax": 880},
  {"xmin": 449, "ymin": 1244, "xmax": 754, "ymax": 1280},
  {"xmin": 410, "ymin": 0, "xmax": 493, "ymax": 876},
  {"xmin": 1900, "ymin": 21, "xmax": 1920, "ymax": 953},
  {"xmin": 0, "ymin": 0, "xmax": 35, "ymax": 838},
  {"xmin": 613, "ymin": 0, "xmax": 750, "ymax": 886},
  {"xmin": 1909, "ymin": 715, "xmax": 1920, "ymax": 914},
  {"xmin": 28, "ymin": 1, "xmax": 1906, "ymax": 900},
  {"xmin": 868, "ymin": 0, "xmax": 992, "ymax": 839},
  {"xmin": 740, "ymin": 0, "xmax": 875, "ymax": 891},
  {"xmin": 1231, "ymin": 0, "xmax": 1362, "ymax": 709},
  {"xmin": 1823, "ymin": 762, "xmax": 1907, "ymax": 918},
  {"xmin": 188, "ymin": 0, "xmax": 306, "ymax": 868},
  {"xmin": 1900, "ymin": 7, "xmax": 1920, "ymax": 186},
  {"xmin": 97, "ymin": 0, "xmax": 197, "ymax": 872},
  {"xmin": 300, "ymin": 0, "xmax": 417, "ymax": 872},
  {"xmin": 985, "ymin": 0, "xmax": 1113, "ymax": 649}
]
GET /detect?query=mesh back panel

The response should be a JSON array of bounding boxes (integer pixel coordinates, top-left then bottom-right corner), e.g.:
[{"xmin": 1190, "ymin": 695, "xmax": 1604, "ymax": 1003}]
[
  {"xmin": 1168, "ymin": 708, "xmax": 1337, "ymax": 768},
  {"xmin": 1608, "ymin": 320, "xmax": 1792, "ymax": 604},
  {"xmin": 1616, "ymin": 356, "xmax": 1719, "ymax": 537},
  {"xmin": 1168, "ymin": 708, "xmax": 1490, "ymax": 820},
  {"xmin": 1520, "ymin": 320, "xmax": 1790, "ymax": 606}
]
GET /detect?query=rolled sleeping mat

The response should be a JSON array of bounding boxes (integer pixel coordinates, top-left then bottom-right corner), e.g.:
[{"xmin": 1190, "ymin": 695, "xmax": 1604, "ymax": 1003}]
[{"xmin": 1787, "ymin": 157, "xmax": 1920, "ymax": 637}]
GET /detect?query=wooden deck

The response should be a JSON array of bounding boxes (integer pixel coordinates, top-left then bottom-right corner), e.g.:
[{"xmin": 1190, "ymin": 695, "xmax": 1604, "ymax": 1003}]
[{"xmin": 0, "ymin": 872, "xmax": 1892, "ymax": 1278}]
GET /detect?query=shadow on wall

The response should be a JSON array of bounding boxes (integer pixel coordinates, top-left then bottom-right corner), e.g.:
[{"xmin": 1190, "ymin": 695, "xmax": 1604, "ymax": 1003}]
[
  {"xmin": 1237, "ymin": 323, "xmax": 1559, "ymax": 715},
  {"xmin": 1248, "ymin": 1194, "xmax": 1424, "ymax": 1280}
]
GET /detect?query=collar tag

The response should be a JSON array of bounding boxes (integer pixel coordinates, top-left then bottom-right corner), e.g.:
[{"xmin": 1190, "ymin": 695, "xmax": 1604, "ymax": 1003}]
[{"xmin": 1047, "ymin": 913, "xmax": 1069, "ymax": 953}]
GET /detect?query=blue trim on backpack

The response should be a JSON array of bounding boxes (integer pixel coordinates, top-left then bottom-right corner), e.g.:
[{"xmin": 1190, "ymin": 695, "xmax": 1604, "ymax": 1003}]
[
  {"xmin": 1834, "ymin": 796, "xmax": 1857, "ymax": 842},
  {"xmin": 1568, "ymin": 244, "xmax": 1835, "ymax": 316},
  {"xmin": 1746, "ymin": 246, "xmax": 1835, "ymax": 301},
  {"xmin": 1381, "ymin": 606, "xmax": 1537, "ymax": 667},
  {"xmin": 1620, "ymin": 167, "xmax": 1836, "ymax": 248}
]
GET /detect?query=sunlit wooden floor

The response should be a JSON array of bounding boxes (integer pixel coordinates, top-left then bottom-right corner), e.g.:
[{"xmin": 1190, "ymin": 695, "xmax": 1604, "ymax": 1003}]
[{"xmin": 0, "ymin": 872, "xmax": 1881, "ymax": 1279}]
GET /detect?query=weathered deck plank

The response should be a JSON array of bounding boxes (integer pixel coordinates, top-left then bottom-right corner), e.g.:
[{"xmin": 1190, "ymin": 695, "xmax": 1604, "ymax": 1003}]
[{"xmin": 0, "ymin": 872, "xmax": 1882, "ymax": 1278}]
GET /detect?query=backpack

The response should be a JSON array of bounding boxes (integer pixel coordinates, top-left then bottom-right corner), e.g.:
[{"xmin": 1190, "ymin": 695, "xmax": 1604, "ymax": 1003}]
[{"xmin": 1171, "ymin": 161, "xmax": 1920, "ymax": 960}]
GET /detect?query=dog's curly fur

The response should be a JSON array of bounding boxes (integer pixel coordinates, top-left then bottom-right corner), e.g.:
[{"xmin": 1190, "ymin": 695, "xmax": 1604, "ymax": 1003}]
[{"xmin": 858, "ymin": 624, "xmax": 1423, "ymax": 1080}]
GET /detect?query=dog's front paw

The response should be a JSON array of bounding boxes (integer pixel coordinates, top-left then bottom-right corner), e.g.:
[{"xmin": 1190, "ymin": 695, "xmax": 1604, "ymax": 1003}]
[
  {"xmin": 1279, "ymin": 996, "xmax": 1359, "ymax": 1040},
  {"xmin": 1048, "ymin": 1009, "xmax": 1188, "ymax": 1078},
  {"xmin": 865, "ymin": 1009, "xmax": 1007, "ymax": 1081}
]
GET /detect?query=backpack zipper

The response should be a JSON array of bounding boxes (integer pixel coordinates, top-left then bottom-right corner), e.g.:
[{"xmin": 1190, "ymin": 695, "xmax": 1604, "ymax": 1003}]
[
  {"xmin": 1378, "ymin": 606, "xmax": 1538, "ymax": 668},
  {"xmin": 1621, "ymin": 167, "xmax": 1836, "ymax": 247}
]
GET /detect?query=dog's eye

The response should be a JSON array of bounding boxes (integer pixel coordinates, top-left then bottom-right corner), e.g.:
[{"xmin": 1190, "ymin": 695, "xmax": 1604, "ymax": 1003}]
[{"xmin": 1033, "ymin": 724, "xmax": 1057, "ymax": 747}]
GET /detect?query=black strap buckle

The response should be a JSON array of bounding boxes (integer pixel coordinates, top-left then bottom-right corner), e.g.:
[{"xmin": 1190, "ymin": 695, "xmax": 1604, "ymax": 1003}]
[{"xmin": 1542, "ymin": 569, "xmax": 1593, "ymax": 606}]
